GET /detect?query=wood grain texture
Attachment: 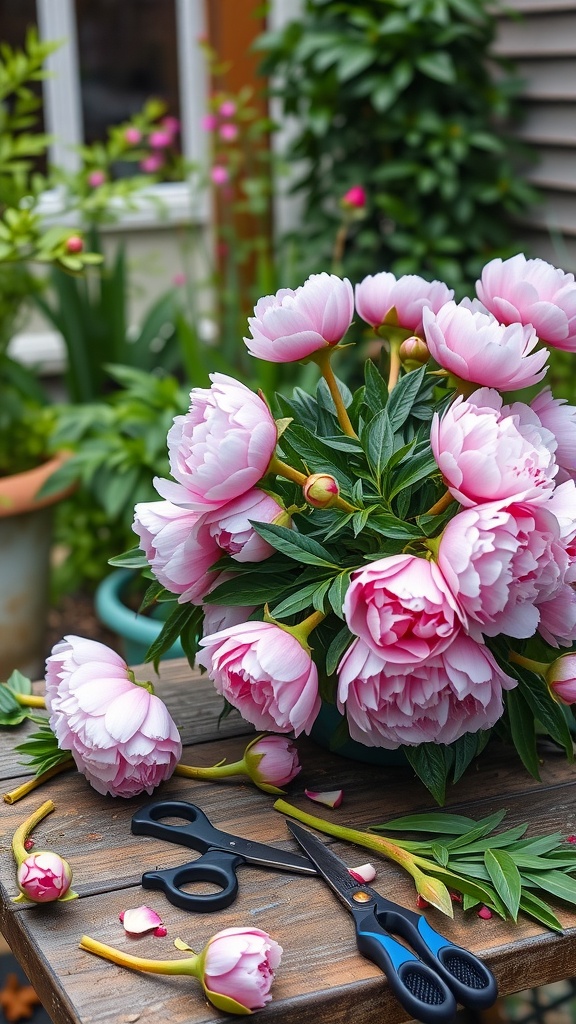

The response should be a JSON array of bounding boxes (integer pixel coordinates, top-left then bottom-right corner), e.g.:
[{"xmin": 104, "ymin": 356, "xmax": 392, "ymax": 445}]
[{"xmin": 2, "ymin": 661, "xmax": 576, "ymax": 1024}]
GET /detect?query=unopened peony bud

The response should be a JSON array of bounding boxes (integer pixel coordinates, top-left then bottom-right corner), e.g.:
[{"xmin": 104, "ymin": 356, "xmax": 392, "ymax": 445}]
[
  {"xmin": 303, "ymin": 473, "xmax": 340, "ymax": 508},
  {"xmin": 87, "ymin": 170, "xmax": 106, "ymax": 188},
  {"xmin": 546, "ymin": 654, "xmax": 576, "ymax": 705},
  {"xmin": 399, "ymin": 335, "xmax": 430, "ymax": 369},
  {"xmin": 341, "ymin": 185, "xmax": 366, "ymax": 209},
  {"xmin": 243, "ymin": 735, "xmax": 301, "ymax": 793},
  {"xmin": 124, "ymin": 126, "xmax": 142, "ymax": 145},
  {"xmin": 65, "ymin": 235, "xmax": 84, "ymax": 254},
  {"xmin": 16, "ymin": 851, "xmax": 74, "ymax": 904}
]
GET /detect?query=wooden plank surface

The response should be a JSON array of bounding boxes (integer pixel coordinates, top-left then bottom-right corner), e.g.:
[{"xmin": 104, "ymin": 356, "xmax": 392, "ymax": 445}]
[{"xmin": 1, "ymin": 660, "xmax": 576, "ymax": 1024}]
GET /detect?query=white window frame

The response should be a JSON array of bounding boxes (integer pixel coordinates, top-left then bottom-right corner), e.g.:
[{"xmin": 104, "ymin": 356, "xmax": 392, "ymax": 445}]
[{"xmin": 35, "ymin": 0, "xmax": 210, "ymax": 228}]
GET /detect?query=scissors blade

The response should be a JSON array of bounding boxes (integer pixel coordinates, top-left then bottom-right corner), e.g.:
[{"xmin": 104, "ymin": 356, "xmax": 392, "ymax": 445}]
[
  {"xmin": 228, "ymin": 832, "xmax": 318, "ymax": 875},
  {"xmin": 287, "ymin": 820, "xmax": 375, "ymax": 909}
]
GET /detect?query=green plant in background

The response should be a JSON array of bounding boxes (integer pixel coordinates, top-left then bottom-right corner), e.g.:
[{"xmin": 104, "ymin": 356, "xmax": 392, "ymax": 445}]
[{"xmin": 256, "ymin": 0, "xmax": 539, "ymax": 295}]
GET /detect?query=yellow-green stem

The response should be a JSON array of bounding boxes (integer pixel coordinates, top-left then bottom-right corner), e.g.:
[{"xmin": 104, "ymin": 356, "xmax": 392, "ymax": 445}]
[
  {"xmin": 79, "ymin": 936, "xmax": 199, "ymax": 977},
  {"xmin": 508, "ymin": 651, "xmax": 550, "ymax": 677},
  {"xmin": 425, "ymin": 490, "xmax": 455, "ymax": 517},
  {"xmin": 12, "ymin": 799, "xmax": 55, "ymax": 865},
  {"xmin": 311, "ymin": 350, "xmax": 358, "ymax": 439},
  {"xmin": 14, "ymin": 694, "xmax": 46, "ymax": 709},
  {"xmin": 387, "ymin": 338, "xmax": 402, "ymax": 392},
  {"xmin": 3, "ymin": 758, "xmax": 75, "ymax": 805},
  {"xmin": 174, "ymin": 760, "xmax": 245, "ymax": 781}
]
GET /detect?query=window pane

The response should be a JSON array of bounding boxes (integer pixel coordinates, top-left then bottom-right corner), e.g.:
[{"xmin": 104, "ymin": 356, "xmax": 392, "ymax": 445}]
[{"xmin": 74, "ymin": 0, "xmax": 181, "ymax": 144}]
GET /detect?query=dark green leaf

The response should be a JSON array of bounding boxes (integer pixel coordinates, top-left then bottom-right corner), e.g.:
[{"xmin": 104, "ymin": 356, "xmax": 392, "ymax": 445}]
[
  {"xmin": 403, "ymin": 744, "xmax": 449, "ymax": 805},
  {"xmin": 519, "ymin": 892, "xmax": 563, "ymax": 933},
  {"xmin": 5, "ymin": 670, "xmax": 33, "ymax": 696},
  {"xmin": 523, "ymin": 870, "xmax": 576, "ymax": 906},
  {"xmin": 386, "ymin": 366, "xmax": 426, "ymax": 431},
  {"xmin": 362, "ymin": 408, "xmax": 394, "ymax": 482},
  {"xmin": 370, "ymin": 812, "xmax": 477, "ymax": 835},
  {"xmin": 507, "ymin": 688, "xmax": 541, "ymax": 779},
  {"xmin": 446, "ymin": 811, "xmax": 507, "ymax": 850},
  {"xmin": 251, "ymin": 523, "xmax": 337, "ymax": 567},
  {"xmin": 325, "ymin": 624, "xmax": 354, "ymax": 677},
  {"xmin": 484, "ymin": 849, "xmax": 522, "ymax": 920}
]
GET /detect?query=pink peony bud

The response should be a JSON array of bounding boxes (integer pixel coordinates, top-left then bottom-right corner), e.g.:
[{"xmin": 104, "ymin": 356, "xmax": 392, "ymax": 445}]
[
  {"xmin": 87, "ymin": 170, "xmax": 106, "ymax": 188},
  {"xmin": 149, "ymin": 130, "xmax": 172, "ymax": 149},
  {"xmin": 243, "ymin": 735, "xmax": 301, "ymax": 792},
  {"xmin": 161, "ymin": 116, "xmax": 180, "ymax": 137},
  {"xmin": 341, "ymin": 185, "xmax": 366, "ymax": 209},
  {"xmin": 219, "ymin": 123, "xmax": 238, "ymax": 142},
  {"xmin": 210, "ymin": 164, "xmax": 229, "ymax": 185},
  {"xmin": 124, "ymin": 126, "xmax": 142, "ymax": 145},
  {"xmin": 65, "ymin": 235, "xmax": 84, "ymax": 254},
  {"xmin": 546, "ymin": 654, "xmax": 576, "ymax": 704},
  {"xmin": 219, "ymin": 100, "xmax": 236, "ymax": 118},
  {"xmin": 201, "ymin": 113, "xmax": 218, "ymax": 132},
  {"xmin": 140, "ymin": 152, "xmax": 165, "ymax": 173},
  {"xmin": 399, "ymin": 335, "xmax": 430, "ymax": 369},
  {"xmin": 201, "ymin": 927, "xmax": 282, "ymax": 1011},
  {"xmin": 17, "ymin": 851, "xmax": 74, "ymax": 903},
  {"xmin": 303, "ymin": 473, "xmax": 340, "ymax": 508}
]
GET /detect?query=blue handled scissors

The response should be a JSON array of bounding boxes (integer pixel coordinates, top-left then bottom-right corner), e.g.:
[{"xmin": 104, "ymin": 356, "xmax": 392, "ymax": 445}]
[
  {"xmin": 287, "ymin": 820, "xmax": 498, "ymax": 1024},
  {"xmin": 131, "ymin": 800, "xmax": 317, "ymax": 912}
]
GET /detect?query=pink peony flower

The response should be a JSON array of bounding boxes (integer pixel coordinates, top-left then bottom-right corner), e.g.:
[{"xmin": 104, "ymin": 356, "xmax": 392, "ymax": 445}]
[
  {"xmin": 140, "ymin": 152, "xmax": 164, "ymax": 173},
  {"xmin": 87, "ymin": 169, "xmax": 106, "ymax": 187},
  {"xmin": 218, "ymin": 100, "xmax": 236, "ymax": 118},
  {"xmin": 531, "ymin": 388, "xmax": 576, "ymax": 478},
  {"xmin": 342, "ymin": 553, "xmax": 463, "ymax": 663},
  {"xmin": 341, "ymin": 185, "xmax": 366, "ymax": 208},
  {"xmin": 355, "ymin": 272, "xmax": 453, "ymax": 334},
  {"xmin": 219, "ymin": 123, "xmax": 238, "ymax": 141},
  {"xmin": 431, "ymin": 387, "xmax": 558, "ymax": 508},
  {"xmin": 17, "ymin": 851, "xmax": 74, "ymax": 903},
  {"xmin": 546, "ymin": 654, "xmax": 576, "ymax": 704},
  {"xmin": 438, "ymin": 502, "xmax": 571, "ymax": 642},
  {"xmin": 45, "ymin": 636, "xmax": 182, "ymax": 798},
  {"xmin": 154, "ymin": 373, "xmax": 277, "ymax": 512},
  {"xmin": 124, "ymin": 126, "xmax": 142, "ymax": 145},
  {"xmin": 201, "ymin": 113, "xmax": 218, "ymax": 132},
  {"xmin": 210, "ymin": 165, "xmax": 229, "ymax": 185},
  {"xmin": 476, "ymin": 253, "xmax": 576, "ymax": 352},
  {"xmin": 337, "ymin": 634, "xmax": 516, "ymax": 747},
  {"xmin": 197, "ymin": 621, "xmax": 321, "ymax": 736},
  {"xmin": 149, "ymin": 130, "xmax": 172, "ymax": 149},
  {"xmin": 422, "ymin": 302, "xmax": 548, "ymax": 391},
  {"xmin": 161, "ymin": 116, "xmax": 180, "ymax": 137},
  {"xmin": 132, "ymin": 500, "xmax": 219, "ymax": 604},
  {"xmin": 244, "ymin": 273, "xmax": 354, "ymax": 363},
  {"xmin": 243, "ymin": 735, "xmax": 301, "ymax": 789},
  {"xmin": 205, "ymin": 488, "xmax": 284, "ymax": 562},
  {"xmin": 535, "ymin": 586, "xmax": 576, "ymax": 648},
  {"xmin": 201, "ymin": 927, "xmax": 282, "ymax": 1011}
]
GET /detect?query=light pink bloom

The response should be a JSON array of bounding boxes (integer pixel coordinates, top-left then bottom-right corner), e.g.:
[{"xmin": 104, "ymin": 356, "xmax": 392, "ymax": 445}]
[
  {"xmin": 337, "ymin": 634, "xmax": 516, "ymax": 747},
  {"xmin": 476, "ymin": 253, "xmax": 576, "ymax": 352},
  {"xmin": 16, "ymin": 851, "xmax": 74, "ymax": 903},
  {"xmin": 124, "ymin": 126, "xmax": 142, "ymax": 145},
  {"xmin": 197, "ymin": 621, "xmax": 321, "ymax": 736},
  {"xmin": 140, "ymin": 152, "xmax": 164, "ymax": 173},
  {"xmin": 244, "ymin": 273, "xmax": 354, "ymax": 363},
  {"xmin": 132, "ymin": 500, "xmax": 219, "ymax": 604},
  {"xmin": 202, "ymin": 927, "xmax": 282, "ymax": 1011},
  {"xmin": 87, "ymin": 169, "xmax": 106, "ymax": 187},
  {"xmin": 201, "ymin": 113, "xmax": 218, "ymax": 132},
  {"xmin": 161, "ymin": 116, "xmax": 180, "ymax": 137},
  {"xmin": 206, "ymin": 488, "xmax": 283, "ymax": 562},
  {"xmin": 355, "ymin": 272, "xmax": 453, "ymax": 334},
  {"xmin": 155, "ymin": 373, "xmax": 277, "ymax": 512},
  {"xmin": 219, "ymin": 123, "xmax": 238, "ymax": 141},
  {"xmin": 547, "ymin": 654, "xmax": 576, "ymax": 704},
  {"xmin": 244, "ymin": 735, "xmax": 301, "ymax": 789},
  {"xmin": 536, "ymin": 586, "xmax": 576, "ymax": 648},
  {"xmin": 210, "ymin": 165, "xmax": 229, "ymax": 185},
  {"xmin": 532, "ymin": 388, "xmax": 576, "ymax": 477},
  {"xmin": 45, "ymin": 636, "xmax": 182, "ymax": 798},
  {"xmin": 342, "ymin": 553, "xmax": 462, "ymax": 663},
  {"xmin": 149, "ymin": 130, "xmax": 172, "ymax": 149},
  {"xmin": 438, "ymin": 502, "xmax": 570, "ymax": 642},
  {"xmin": 219, "ymin": 100, "xmax": 236, "ymax": 118},
  {"xmin": 423, "ymin": 302, "xmax": 548, "ymax": 391},
  {"xmin": 341, "ymin": 185, "xmax": 366, "ymax": 208},
  {"xmin": 431, "ymin": 387, "xmax": 558, "ymax": 508}
]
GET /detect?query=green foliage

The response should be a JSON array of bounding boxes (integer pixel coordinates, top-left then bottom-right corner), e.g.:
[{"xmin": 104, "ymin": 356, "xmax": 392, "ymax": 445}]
[{"xmin": 257, "ymin": 0, "xmax": 539, "ymax": 293}]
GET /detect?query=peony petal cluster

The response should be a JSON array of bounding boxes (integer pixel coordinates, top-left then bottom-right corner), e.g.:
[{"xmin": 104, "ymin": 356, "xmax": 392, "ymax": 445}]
[
  {"xmin": 243, "ymin": 735, "xmax": 301, "ymax": 789},
  {"xmin": 477, "ymin": 253, "xmax": 576, "ymax": 352},
  {"xmin": 423, "ymin": 301, "xmax": 548, "ymax": 391},
  {"xmin": 132, "ymin": 500, "xmax": 219, "ymax": 603},
  {"xmin": 531, "ymin": 388, "xmax": 576, "ymax": 479},
  {"xmin": 45, "ymin": 636, "xmax": 182, "ymax": 798},
  {"xmin": 197, "ymin": 621, "xmax": 321, "ymax": 736},
  {"xmin": 244, "ymin": 272, "xmax": 354, "ymax": 362},
  {"xmin": 355, "ymin": 271, "xmax": 453, "ymax": 334},
  {"xmin": 202, "ymin": 927, "xmax": 283, "ymax": 1011},
  {"xmin": 17, "ymin": 851, "xmax": 74, "ymax": 903}
]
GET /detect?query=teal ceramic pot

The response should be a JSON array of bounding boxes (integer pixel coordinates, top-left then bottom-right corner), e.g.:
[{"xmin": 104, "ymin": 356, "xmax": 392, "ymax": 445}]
[
  {"xmin": 310, "ymin": 700, "xmax": 408, "ymax": 767},
  {"xmin": 95, "ymin": 569, "xmax": 184, "ymax": 664}
]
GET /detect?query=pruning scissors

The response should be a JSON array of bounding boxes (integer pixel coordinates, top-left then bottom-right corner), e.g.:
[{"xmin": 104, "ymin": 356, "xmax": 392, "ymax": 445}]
[
  {"xmin": 131, "ymin": 800, "xmax": 317, "ymax": 912},
  {"xmin": 287, "ymin": 820, "xmax": 498, "ymax": 1024}
]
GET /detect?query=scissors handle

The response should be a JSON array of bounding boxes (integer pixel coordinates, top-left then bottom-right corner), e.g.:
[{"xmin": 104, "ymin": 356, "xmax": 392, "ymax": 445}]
[
  {"xmin": 141, "ymin": 850, "xmax": 244, "ymax": 912},
  {"xmin": 131, "ymin": 800, "xmax": 221, "ymax": 854},
  {"xmin": 411, "ymin": 916, "xmax": 498, "ymax": 1010}
]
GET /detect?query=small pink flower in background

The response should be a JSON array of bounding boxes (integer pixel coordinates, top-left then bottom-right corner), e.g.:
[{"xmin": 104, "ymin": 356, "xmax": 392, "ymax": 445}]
[
  {"xmin": 337, "ymin": 634, "xmax": 516, "ymax": 748},
  {"xmin": 206, "ymin": 488, "xmax": 284, "ymax": 562},
  {"xmin": 161, "ymin": 115, "xmax": 180, "ymax": 137},
  {"xmin": 219, "ymin": 123, "xmax": 238, "ymax": 142},
  {"xmin": 355, "ymin": 272, "xmax": 454, "ymax": 334},
  {"xmin": 431, "ymin": 387, "xmax": 558, "ymax": 508},
  {"xmin": 124, "ymin": 126, "xmax": 142, "ymax": 145},
  {"xmin": 201, "ymin": 927, "xmax": 282, "ymax": 1011},
  {"xmin": 243, "ymin": 735, "xmax": 301, "ymax": 790},
  {"xmin": 343, "ymin": 553, "xmax": 463, "ymax": 663},
  {"xmin": 219, "ymin": 100, "xmax": 236, "ymax": 118},
  {"xmin": 341, "ymin": 185, "xmax": 366, "ymax": 209},
  {"xmin": 201, "ymin": 113, "xmax": 218, "ymax": 132},
  {"xmin": 87, "ymin": 169, "xmax": 106, "ymax": 187},
  {"xmin": 197, "ymin": 621, "xmax": 321, "ymax": 736},
  {"xmin": 423, "ymin": 302, "xmax": 548, "ymax": 391},
  {"xmin": 155, "ymin": 373, "xmax": 277, "ymax": 512},
  {"xmin": 16, "ymin": 851, "xmax": 74, "ymax": 903},
  {"xmin": 132, "ymin": 500, "xmax": 219, "ymax": 604},
  {"xmin": 532, "ymin": 388, "xmax": 576, "ymax": 478},
  {"xmin": 45, "ymin": 636, "xmax": 182, "ymax": 798},
  {"xmin": 244, "ymin": 272, "xmax": 354, "ymax": 363},
  {"xmin": 172, "ymin": 271, "xmax": 186, "ymax": 287},
  {"xmin": 210, "ymin": 164, "xmax": 229, "ymax": 185},
  {"xmin": 476, "ymin": 253, "xmax": 576, "ymax": 352},
  {"xmin": 149, "ymin": 130, "xmax": 172, "ymax": 149},
  {"xmin": 140, "ymin": 152, "xmax": 165, "ymax": 173}
]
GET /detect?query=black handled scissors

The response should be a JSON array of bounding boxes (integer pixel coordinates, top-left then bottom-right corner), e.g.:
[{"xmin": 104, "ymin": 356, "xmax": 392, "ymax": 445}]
[
  {"xmin": 131, "ymin": 800, "xmax": 316, "ymax": 912},
  {"xmin": 287, "ymin": 820, "xmax": 498, "ymax": 1024}
]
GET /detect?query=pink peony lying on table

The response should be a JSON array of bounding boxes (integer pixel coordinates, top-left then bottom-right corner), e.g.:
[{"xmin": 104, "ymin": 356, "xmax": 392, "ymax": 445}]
[{"xmin": 45, "ymin": 636, "xmax": 182, "ymax": 798}]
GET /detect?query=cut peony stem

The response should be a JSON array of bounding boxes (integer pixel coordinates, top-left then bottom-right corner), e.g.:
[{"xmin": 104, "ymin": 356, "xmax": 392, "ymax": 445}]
[
  {"xmin": 13, "ymin": 693, "xmax": 46, "ymax": 709},
  {"xmin": 3, "ymin": 759, "xmax": 75, "ymax": 805},
  {"xmin": 80, "ymin": 935, "xmax": 200, "ymax": 977},
  {"xmin": 12, "ymin": 800, "xmax": 55, "ymax": 865},
  {"xmin": 305, "ymin": 788, "xmax": 344, "ymax": 809}
]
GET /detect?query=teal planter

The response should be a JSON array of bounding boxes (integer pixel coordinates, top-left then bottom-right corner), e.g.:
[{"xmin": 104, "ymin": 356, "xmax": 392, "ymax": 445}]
[
  {"xmin": 95, "ymin": 569, "xmax": 184, "ymax": 665},
  {"xmin": 310, "ymin": 700, "xmax": 408, "ymax": 767}
]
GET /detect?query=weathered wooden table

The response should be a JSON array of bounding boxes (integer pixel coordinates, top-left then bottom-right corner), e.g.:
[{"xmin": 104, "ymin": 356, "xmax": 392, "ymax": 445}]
[{"xmin": 1, "ymin": 659, "xmax": 576, "ymax": 1024}]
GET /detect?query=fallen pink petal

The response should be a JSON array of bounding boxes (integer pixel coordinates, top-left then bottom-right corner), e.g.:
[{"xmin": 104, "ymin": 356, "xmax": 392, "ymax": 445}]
[
  {"xmin": 416, "ymin": 895, "xmax": 429, "ymax": 909},
  {"xmin": 121, "ymin": 906, "xmax": 164, "ymax": 936},
  {"xmin": 348, "ymin": 863, "xmax": 376, "ymax": 883},
  {"xmin": 153, "ymin": 926, "xmax": 168, "ymax": 938},
  {"xmin": 477, "ymin": 906, "xmax": 493, "ymax": 920},
  {"xmin": 304, "ymin": 788, "xmax": 344, "ymax": 808}
]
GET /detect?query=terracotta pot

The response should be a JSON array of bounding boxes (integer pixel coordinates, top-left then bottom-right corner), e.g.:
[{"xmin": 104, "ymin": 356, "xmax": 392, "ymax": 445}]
[{"xmin": 0, "ymin": 452, "xmax": 74, "ymax": 680}]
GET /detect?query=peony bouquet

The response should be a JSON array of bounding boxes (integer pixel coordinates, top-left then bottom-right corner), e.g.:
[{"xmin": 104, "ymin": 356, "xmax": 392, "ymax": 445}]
[{"xmin": 121, "ymin": 252, "xmax": 576, "ymax": 802}]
